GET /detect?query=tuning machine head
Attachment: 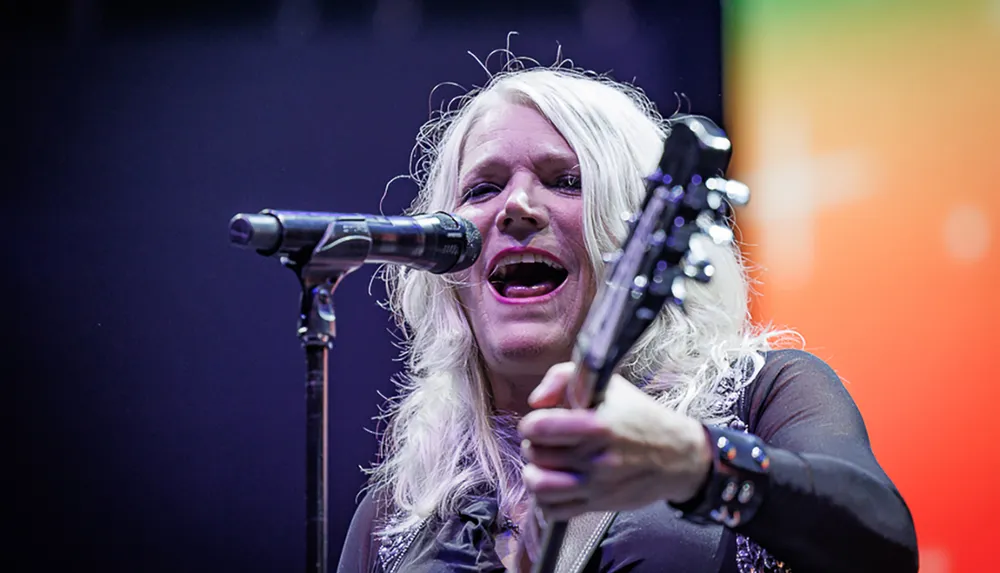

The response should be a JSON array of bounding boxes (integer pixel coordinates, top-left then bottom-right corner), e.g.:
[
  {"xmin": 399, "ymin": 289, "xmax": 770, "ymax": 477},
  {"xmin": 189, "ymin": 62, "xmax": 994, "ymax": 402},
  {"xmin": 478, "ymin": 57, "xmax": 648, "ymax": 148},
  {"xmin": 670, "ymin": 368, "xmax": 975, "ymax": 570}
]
[
  {"xmin": 683, "ymin": 256, "xmax": 715, "ymax": 283},
  {"xmin": 669, "ymin": 274, "xmax": 687, "ymax": 307},
  {"xmin": 695, "ymin": 212, "xmax": 736, "ymax": 245},
  {"xmin": 706, "ymin": 176, "xmax": 750, "ymax": 207}
]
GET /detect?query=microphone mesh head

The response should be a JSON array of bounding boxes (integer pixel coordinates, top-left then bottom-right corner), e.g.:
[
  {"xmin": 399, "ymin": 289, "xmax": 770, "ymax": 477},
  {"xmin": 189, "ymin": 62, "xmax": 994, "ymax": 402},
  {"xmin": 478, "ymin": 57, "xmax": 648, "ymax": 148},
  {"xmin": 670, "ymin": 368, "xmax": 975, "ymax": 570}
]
[
  {"xmin": 453, "ymin": 215, "xmax": 482, "ymax": 272},
  {"xmin": 428, "ymin": 212, "xmax": 482, "ymax": 274}
]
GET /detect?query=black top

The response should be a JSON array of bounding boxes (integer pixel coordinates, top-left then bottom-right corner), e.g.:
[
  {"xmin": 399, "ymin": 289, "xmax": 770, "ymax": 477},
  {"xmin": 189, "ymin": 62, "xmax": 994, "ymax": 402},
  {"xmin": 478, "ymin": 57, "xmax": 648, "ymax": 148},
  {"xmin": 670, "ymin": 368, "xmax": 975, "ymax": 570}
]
[{"xmin": 337, "ymin": 350, "xmax": 919, "ymax": 572}]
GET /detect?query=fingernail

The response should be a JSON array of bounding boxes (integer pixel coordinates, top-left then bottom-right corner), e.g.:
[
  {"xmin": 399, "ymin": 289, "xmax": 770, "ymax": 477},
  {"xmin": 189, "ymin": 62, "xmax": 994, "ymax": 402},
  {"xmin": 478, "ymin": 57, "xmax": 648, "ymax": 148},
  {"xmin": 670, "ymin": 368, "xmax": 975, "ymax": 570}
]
[{"xmin": 522, "ymin": 463, "xmax": 540, "ymax": 486}]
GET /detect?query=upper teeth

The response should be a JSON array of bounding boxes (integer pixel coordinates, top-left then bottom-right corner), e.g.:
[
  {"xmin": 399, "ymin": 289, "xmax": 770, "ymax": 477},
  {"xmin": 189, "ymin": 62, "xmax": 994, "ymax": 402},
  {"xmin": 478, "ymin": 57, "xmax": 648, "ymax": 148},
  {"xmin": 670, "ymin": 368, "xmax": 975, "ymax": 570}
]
[{"xmin": 491, "ymin": 253, "xmax": 564, "ymax": 279}]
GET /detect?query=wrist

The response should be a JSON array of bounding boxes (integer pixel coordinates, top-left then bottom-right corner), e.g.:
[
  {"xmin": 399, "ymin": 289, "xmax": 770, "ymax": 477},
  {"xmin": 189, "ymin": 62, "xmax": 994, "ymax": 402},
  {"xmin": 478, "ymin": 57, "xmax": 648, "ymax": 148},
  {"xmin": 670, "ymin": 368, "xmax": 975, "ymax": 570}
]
[{"xmin": 669, "ymin": 420, "xmax": 714, "ymax": 505}]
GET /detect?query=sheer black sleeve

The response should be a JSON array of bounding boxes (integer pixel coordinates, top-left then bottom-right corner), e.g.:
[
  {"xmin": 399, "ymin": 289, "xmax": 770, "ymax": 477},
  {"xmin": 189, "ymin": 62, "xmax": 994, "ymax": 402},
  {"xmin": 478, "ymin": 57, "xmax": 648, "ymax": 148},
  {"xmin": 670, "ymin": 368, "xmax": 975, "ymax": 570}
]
[
  {"xmin": 735, "ymin": 349, "xmax": 918, "ymax": 572},
  {"xmin": 336, "ymin": 492, "xmax": 377, "ymax": 573}
]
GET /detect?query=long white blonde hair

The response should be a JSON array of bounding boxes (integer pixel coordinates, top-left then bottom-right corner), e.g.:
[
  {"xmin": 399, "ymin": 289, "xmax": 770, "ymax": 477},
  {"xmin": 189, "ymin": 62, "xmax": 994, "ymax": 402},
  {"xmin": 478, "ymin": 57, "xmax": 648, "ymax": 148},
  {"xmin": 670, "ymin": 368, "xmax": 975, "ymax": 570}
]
[{"xmin": 369, "ymin": 57, "xmax": 795, "ymax": 533}]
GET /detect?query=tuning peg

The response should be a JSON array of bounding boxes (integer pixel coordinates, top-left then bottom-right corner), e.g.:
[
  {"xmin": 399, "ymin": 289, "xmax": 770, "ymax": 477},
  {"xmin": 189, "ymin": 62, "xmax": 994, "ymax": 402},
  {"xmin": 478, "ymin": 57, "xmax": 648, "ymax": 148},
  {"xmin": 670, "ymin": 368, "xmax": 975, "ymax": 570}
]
[
  {"xmin": 696, "ymin": 214, "xmax": 735, "ymax": 245},
  {"xmin": 706, "ymin": 224, "xmax": 735, "ymax": 245},
  {"xmin": 669, "ymin": 275, "xmax": 687, "ymax": 307},
  {"xmin": 630, "ymin": 274, "xmax": 649, "ymax": 300},
  {"xmin": 705, "ymin": 189, "xmax": 724, "ymax": 212},
  {"xmin": 706, "ymin": 177, "xmax": 750, "ymax": 207},
  {"xmin": 681, "ymin": 232, "xmax": 717, "ymax": 282},
  {"xmin": 683, "ymin": 255, "xmax": 715, "ymax": 283}
]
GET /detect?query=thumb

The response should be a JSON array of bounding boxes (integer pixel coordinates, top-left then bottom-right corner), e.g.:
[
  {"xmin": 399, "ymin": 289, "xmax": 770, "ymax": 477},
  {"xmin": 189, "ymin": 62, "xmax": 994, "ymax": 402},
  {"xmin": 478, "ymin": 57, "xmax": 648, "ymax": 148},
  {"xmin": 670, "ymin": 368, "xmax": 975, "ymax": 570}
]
[{"xmin": 528, "ymin": 362, "xmax": 577, "ymax": 409}]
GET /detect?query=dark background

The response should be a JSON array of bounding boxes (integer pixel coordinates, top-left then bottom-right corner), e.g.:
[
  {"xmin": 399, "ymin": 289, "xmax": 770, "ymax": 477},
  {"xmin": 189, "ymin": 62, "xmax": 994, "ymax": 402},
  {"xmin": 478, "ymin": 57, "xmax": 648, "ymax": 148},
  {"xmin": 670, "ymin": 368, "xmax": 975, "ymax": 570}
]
[{"xmin": 8, "ymin": 1, "xmax": 722, "ymax": 570}]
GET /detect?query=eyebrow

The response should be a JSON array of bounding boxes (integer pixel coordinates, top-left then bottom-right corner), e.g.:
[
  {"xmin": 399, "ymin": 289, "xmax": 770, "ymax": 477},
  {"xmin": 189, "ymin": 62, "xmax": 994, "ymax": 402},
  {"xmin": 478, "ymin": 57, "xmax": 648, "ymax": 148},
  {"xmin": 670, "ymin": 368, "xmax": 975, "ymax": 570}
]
[
  {"xmin": 459, "ymin": 150, "xmax": 580, "ymax": 187},
  {"xmin": 531, "ymin": 151, "xmax": 580, "ymax": 172}
]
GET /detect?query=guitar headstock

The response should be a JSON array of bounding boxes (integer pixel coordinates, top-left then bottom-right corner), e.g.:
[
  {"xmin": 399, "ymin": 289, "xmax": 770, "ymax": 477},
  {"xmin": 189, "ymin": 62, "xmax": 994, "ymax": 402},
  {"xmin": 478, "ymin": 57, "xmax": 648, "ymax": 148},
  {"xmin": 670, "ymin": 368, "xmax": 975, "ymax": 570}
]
[{"xmin": 570, "ymin": 115, "xmax": 750, "ymax": 408}]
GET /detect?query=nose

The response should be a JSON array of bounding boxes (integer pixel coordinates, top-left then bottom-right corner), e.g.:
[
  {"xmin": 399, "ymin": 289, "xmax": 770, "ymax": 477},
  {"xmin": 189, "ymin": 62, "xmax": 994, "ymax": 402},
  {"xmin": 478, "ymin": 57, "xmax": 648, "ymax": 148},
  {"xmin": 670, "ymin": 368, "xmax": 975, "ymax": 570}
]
[{"xmin": 495, "ymin": 182, "xmax": 549, "ymax": 240}]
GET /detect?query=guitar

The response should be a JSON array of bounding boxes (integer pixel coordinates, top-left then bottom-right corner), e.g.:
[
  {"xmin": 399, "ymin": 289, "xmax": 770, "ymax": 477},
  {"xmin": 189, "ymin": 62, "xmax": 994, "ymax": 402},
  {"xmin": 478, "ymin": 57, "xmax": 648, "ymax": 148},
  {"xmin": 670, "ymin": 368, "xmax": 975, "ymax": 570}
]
[{"xmin": 530, "ymin": 115, "xmax": 750, "ymax": 573}]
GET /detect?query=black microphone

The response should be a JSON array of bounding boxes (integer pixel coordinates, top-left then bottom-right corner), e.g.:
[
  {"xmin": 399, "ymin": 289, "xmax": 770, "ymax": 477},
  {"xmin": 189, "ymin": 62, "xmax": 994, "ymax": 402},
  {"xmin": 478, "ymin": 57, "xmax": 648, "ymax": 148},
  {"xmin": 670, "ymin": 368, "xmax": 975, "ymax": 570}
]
[{"xmin": 229, "ymin": 210, "xmax": 482, "ymax": 274}]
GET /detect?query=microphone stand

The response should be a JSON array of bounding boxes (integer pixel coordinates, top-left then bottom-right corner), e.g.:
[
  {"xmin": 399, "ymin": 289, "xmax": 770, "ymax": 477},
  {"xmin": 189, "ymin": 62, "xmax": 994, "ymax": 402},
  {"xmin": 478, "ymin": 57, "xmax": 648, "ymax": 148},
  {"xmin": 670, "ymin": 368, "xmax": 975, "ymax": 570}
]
[
  {"xmin": 231, "ymin": 210, "xmax": 479, "ymax": 571},
  {"xmin": 276, "ymin": 225, "xmax": 375, "ymax": 573}
]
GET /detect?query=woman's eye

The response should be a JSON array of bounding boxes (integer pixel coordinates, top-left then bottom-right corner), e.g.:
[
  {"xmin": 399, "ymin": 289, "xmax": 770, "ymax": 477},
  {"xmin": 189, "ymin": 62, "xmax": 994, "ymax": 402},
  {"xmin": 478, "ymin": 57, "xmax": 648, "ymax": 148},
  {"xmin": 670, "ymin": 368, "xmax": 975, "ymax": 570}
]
[
  {"xmin": 553, "ymin": 173, "xmax": 582, "ymax": 192},
  {"xmin": 461, "ymin": 182, "xmax": 501, "ymax": 203}
]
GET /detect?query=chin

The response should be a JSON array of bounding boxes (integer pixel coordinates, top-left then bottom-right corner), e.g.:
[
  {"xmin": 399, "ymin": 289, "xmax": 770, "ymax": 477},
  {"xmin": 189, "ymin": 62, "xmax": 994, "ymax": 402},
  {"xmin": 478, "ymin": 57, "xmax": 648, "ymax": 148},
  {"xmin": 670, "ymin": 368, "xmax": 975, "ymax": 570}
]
[{"xmin": 486, "ymin": 329, "xmax": 574, "ymax": 374}]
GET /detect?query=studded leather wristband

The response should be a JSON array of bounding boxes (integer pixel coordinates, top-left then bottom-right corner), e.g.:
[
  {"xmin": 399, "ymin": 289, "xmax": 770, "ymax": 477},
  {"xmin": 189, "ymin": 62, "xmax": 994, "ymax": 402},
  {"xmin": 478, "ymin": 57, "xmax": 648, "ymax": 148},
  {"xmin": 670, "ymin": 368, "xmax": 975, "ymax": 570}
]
[{"xmin": 669, "ymin": 424, "xmax": 771, "ymax": 528}]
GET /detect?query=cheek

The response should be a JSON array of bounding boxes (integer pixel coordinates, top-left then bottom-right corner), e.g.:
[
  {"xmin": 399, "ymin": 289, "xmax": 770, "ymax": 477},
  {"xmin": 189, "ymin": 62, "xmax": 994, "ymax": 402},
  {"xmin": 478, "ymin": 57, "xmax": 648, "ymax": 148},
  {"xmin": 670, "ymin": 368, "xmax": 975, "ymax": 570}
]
[
  {"xmin": 454, "ymin": 280, "xmax": 487, "ymax": 325},
  {"xmin": 454, "ymin": 280, "xmax": 475, "ymax": 311},
  {"xmin": 452, "ymin": 285, "xmax": 485, "ymax": 348},
  {"xmin": 455, "ymin": 205, "xmax": 492, "ymax": 234},
  {"xmin": 549, "ymin": 204, "xmax": 587, "ymax": 245}
]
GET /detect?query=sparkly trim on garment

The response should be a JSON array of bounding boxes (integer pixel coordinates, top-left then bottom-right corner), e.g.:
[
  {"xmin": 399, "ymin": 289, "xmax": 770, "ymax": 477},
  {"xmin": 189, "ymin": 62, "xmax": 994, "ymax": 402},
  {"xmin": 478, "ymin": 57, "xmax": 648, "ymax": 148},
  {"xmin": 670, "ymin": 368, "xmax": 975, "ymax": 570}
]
[
  {"xmin": 729, "ymin": 354, "xmax": 792, "ymax": 573},
  {"xmin": 712, "ymin": 353, "xmax": 759, "ymax": 426},
  {"xmin": 376, "ymin": 517, "xmax": 428, "ymax": 573},
  {"xmin": 501, "ymin": 517, "xmax": 521, "ymax": 537},
  {"xmin": 375, "ymin": 513, "xmax": 520, "ymax": 572},
  {"xmin": 736, "ymin": 533, "xmax": 792, "ymax": 573}
]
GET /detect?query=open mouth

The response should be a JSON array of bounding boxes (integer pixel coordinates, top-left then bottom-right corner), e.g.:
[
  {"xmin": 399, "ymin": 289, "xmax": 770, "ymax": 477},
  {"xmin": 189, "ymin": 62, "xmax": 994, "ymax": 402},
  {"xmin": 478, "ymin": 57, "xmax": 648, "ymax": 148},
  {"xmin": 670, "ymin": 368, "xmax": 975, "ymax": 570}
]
[{"xmin": 488, "ymin": 253, "xmax": 569, "ymax": 299}]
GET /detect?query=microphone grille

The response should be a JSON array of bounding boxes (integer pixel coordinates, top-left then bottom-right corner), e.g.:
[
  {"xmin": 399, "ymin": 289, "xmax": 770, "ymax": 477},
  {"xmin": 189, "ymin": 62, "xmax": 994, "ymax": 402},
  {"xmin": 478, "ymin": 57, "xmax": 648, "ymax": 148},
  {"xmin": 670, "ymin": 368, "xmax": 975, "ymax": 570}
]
[{"xmin": 434, "ymin": 212, "xmax": 481, "ymax": 273}]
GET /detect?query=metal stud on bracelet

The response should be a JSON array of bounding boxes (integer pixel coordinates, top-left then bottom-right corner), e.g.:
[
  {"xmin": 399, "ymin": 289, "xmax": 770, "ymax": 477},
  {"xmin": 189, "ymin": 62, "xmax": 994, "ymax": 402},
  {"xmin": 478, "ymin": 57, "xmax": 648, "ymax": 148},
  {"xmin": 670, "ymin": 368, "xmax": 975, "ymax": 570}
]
[{"xmin": 669, "ymin": 425, "xmax": 770, "ymax": 527}]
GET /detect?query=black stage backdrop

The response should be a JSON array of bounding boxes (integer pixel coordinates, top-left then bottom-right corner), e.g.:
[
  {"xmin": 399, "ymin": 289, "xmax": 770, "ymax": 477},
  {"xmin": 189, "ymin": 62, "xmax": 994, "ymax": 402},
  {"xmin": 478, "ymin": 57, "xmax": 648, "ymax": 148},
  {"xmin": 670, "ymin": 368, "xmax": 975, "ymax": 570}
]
[{"xmin": 8, "ymin": 1, "xmax": 722, "ymax": 570}]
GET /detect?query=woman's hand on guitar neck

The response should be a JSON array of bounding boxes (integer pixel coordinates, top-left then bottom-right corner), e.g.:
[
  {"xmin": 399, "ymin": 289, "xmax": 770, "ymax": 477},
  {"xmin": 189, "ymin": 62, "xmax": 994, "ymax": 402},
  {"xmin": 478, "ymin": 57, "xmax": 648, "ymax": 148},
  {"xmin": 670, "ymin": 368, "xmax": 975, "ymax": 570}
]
[{"xmin": 517, "ymin": 362, "xmax": 713, "ymax": 521}]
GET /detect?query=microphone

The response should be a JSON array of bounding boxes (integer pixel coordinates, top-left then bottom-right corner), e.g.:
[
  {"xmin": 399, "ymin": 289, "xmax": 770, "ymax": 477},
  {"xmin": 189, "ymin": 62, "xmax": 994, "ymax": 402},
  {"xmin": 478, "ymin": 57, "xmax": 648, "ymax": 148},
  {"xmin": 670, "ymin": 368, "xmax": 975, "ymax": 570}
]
[{"xmin": 229, "ymin": 210, "xmax": 482, "ymax": 274}]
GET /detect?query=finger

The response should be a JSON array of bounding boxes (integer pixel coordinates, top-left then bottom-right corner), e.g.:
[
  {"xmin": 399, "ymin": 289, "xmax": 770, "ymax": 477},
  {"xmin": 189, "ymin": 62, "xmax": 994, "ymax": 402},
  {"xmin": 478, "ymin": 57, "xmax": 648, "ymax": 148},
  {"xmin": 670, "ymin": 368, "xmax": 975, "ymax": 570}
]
[
  {"xmin": 589, "ymin": 449, "xmax": 627, "ymax": 473},
  {"xmin": 519, "ymin": 409, "xmax": 611, "ymax": 447},
  {"xmin": 522, "ymin": 463, "xmax": 589, "ymax": 504},
  {"xmin": 528, "ymin": 362, "xmax": 577, "ymax": 408},
  {"xmin": 587, "ymin": 452, "xmax": 654, "ymax": 489},
  {"xmin": 522, "ymin": 441, "xmax": 606, "ymax": 472}
]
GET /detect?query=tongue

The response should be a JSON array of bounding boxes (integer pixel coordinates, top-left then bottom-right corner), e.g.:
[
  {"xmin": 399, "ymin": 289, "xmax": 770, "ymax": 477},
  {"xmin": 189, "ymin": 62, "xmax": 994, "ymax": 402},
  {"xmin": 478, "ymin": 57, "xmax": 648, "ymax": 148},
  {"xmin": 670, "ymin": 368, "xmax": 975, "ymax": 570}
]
[{"xmin": 503, "ymin": 281, "xmax": 558, "ymax": 298}]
